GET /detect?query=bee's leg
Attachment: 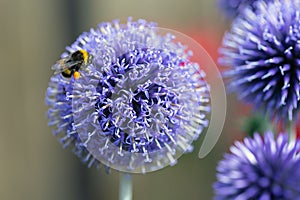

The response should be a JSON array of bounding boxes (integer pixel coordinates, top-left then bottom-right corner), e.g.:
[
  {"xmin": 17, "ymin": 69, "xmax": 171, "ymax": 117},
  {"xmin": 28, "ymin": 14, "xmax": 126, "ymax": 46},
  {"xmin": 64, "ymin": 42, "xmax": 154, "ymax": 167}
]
[{"xmin": 73, "ymin": 71, "xmax": 81, "ymax": 80}]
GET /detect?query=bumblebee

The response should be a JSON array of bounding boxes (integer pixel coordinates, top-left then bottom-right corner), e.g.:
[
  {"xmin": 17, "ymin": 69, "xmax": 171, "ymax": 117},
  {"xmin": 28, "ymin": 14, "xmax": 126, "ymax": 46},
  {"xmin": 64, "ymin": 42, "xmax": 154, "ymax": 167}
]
[{"xmin": 52, "ymin": 49, "xmax": 91, "ymax": 80}]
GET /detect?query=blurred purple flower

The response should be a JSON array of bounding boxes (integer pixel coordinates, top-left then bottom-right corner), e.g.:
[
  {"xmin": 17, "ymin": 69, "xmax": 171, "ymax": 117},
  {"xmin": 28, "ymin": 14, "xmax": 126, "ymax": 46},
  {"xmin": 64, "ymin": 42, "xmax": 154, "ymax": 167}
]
[
  {"xmin": 214, "ymin": 132, "xmax": 300, "ymax": 199},
  {"xmin": 217, "ymin": 0, "xmax": 266, "ymax": 20},
  {"xmin": 220, "ymin": 0, "xmax": 300, "ymax": 122},
  {"xmin": 46, "ymin": 19, "xmax": 210, "ymax": 173}
]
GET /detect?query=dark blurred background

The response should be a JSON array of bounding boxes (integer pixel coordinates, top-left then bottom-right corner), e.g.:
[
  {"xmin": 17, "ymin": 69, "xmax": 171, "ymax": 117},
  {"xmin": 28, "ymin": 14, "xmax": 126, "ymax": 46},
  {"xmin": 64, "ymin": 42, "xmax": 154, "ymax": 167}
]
[{"xmin": 0, "ymin": 0, "xmax": 242, "ymax": 199}]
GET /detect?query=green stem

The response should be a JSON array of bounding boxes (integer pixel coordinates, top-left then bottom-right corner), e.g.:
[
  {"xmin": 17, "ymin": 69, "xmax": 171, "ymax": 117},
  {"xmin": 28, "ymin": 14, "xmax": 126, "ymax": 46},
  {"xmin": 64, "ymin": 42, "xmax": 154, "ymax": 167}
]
[
  {"xmin": 287, "ymin": 120, "xmax": 296, "ymax": 141},
  {"xmin": 119, "ymin": 173, "xmax": 132, "ymax": 200}
]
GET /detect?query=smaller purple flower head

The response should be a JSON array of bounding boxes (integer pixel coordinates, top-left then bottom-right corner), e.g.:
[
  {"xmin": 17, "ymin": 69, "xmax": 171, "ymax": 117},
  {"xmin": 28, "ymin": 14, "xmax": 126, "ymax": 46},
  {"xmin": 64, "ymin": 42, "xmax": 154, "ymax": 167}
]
[
  {"xmin": 220, "ymin": 0, "xmax": 300, "ymax": 123},
  {"xmin": 217, "ymin": 0, "xmax": 267, "ymax": 20},
  {"xmin": 214, "ymin": 132, "xmax": 300, "ymax": 200},
  {"xmin": 46, "ymin": 19, "xmax": 211, "ymax": 173}
]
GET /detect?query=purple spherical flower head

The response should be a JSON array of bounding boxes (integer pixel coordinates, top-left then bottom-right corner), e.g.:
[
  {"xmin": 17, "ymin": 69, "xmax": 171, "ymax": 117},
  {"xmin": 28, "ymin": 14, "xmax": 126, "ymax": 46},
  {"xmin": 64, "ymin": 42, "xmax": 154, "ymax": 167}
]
[
  {"xmin": 220, "ymin": 0, "xmax": 300, "ymax": 123},
  {"xmin": 46, "ymin": 19, "xmax": 211, "ymax": 173},
  {"xmin": 214, "ymin": 132, "xmax": 300, "ymax": 200}
]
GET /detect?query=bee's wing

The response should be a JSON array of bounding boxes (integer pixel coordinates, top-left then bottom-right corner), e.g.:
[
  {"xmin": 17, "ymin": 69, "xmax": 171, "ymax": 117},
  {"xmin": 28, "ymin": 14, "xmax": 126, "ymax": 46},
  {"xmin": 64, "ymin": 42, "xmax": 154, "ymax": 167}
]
[
  {"xmin": 51, "ymin": 59, "xmax": 68, "ymax": 73},
  {"xmin": 51, "ymin": 58, "xmax": 81, "ymax": 74}
]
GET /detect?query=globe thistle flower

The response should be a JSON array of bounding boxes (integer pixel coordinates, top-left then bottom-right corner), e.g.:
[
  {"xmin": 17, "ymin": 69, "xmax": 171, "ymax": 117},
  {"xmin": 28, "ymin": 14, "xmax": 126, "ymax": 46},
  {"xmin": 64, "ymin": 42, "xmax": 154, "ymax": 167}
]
[
  {"xmin": 214, "ymin": 132, "xmax": 300, "ymax": 199},
  {"xmin": 220, "ymin": 0, "xmax": 300, "ymax": 122},
  {"xmin": 217, "ymin": 0, "xmax": 267, "ymax": 20},
  {"xmin": 46, "ymin": 19, "xmax": 210, "ymax": 173}
]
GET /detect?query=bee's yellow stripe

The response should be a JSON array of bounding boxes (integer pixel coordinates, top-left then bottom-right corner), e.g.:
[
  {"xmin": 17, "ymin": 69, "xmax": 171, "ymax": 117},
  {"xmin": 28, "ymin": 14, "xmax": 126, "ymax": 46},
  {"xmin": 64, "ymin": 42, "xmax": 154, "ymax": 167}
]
[
  {"xmin": 64, "ymin": 69, "xmax": 72, "ymax": 75},
  {"xmin": 79, "ymin": 49, "xmax": 89, "ymax": 64}
]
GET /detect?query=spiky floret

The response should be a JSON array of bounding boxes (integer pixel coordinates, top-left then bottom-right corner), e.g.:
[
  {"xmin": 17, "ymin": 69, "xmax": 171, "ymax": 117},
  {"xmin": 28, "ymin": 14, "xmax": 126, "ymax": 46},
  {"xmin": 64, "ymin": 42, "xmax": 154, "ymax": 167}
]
[
  {"xmin": 46, "ymin": 76, "xmax": 100, "ymax": 168},
  {"xmin": 220, "ymin": 0, "xmax": 300, "ymax": 123}
]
